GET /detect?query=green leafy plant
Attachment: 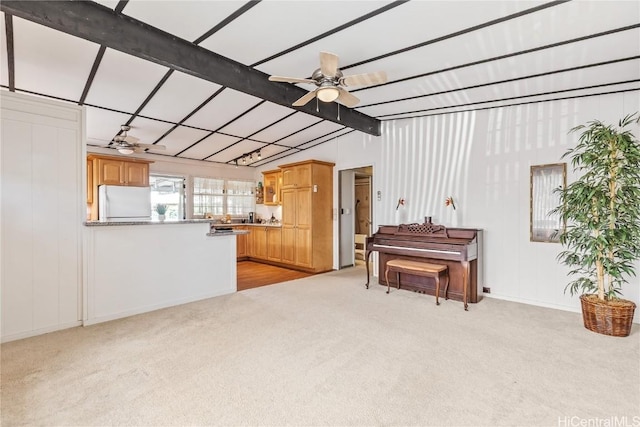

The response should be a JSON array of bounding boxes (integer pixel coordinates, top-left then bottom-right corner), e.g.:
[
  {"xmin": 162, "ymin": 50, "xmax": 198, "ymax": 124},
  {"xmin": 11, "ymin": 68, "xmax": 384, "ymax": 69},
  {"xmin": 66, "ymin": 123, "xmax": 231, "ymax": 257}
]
[
  {"xmin": 155, "ymin": 204, "xmax": 167, "ymax": 215},
  {"xmin": 552, "ymin": 113, "xmax": 640, "ymax": 301}
]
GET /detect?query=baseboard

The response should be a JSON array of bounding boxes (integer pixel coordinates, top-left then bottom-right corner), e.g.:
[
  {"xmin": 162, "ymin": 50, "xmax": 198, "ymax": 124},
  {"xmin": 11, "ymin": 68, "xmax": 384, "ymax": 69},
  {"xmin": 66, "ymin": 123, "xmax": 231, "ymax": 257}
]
[
  {"xmin": 484, "ymin": 293, "xmax": 640, "ymax": 324},
  {"xmin": 1, "ymin": 320, "xmax": 83, "ymax": 343},
  {"xmin": 83, "ymin": 288, "xmax": 236, "ymax": 326}
]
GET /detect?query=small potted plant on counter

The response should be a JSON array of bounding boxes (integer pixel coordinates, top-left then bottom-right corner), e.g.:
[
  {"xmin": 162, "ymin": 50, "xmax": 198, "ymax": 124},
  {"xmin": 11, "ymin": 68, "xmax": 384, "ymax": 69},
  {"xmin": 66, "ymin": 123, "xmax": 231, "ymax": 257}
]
[
  {"xmin": 552, "ymin": 113, "xmax": 640, "ymax": 337},
  {"xmin": 156, "ymin": 204, "xmax": 167, "ymax": 222}
]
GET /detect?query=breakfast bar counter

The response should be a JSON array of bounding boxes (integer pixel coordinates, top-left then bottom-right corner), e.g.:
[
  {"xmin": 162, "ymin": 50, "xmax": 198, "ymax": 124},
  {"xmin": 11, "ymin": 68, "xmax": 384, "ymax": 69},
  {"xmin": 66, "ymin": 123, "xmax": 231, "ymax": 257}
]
[{"xmin": 83, "ymin": 220, "xmax": 238, "ymax": 325}]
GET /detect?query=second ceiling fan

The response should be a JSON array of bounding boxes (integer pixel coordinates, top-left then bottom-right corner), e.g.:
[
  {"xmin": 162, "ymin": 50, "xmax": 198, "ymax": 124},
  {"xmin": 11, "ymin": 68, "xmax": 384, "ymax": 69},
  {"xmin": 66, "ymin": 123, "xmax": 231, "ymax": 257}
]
[{"xmin": 268, "ymin": 51, "xmax": 387, "ymax": 108}]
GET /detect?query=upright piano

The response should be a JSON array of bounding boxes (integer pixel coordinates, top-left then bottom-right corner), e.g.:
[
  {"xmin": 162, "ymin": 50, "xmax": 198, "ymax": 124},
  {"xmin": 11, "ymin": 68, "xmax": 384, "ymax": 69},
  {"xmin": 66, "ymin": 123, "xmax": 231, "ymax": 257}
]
[{"xmin": 365, "ymin": 218, "xmax": 483, "ymax": 305}]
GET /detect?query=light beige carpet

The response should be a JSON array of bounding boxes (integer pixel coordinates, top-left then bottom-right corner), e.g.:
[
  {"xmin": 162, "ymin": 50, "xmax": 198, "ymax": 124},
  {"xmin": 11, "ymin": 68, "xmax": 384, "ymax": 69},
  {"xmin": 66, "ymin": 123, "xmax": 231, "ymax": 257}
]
[{"xmin": 2, "ymin": 266, "xmax": 639, "ymax": 426}]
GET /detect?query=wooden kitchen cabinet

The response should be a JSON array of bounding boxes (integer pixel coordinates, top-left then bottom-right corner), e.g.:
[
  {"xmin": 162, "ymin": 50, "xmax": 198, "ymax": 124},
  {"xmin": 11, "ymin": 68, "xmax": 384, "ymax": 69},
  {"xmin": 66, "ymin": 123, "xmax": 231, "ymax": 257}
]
[
  {"xmin": 267, "ymin": 227, "xmax": 282, "ymax": 262},
  {"xmin": 279, "ymin": 160, "xmax": 334, "ymax": 272},
  {"xmin": 86, "ymin": 154, "xmax": 153, "ymax": 220},
  {"xmin": 235, "ymin": 226, "xmax": 248, "ymax": 259},
  {"xmin": 87, "ymin": 159, "xmax": 93, "ymax": 204},
  {"xmin": 281, "ymin": 162, "xmax": 312, "ymax": 188},
  {"xmin": 262, "ymin": 169, "xmax": 281, "ymax": 205},
  {"xmin": 252, "ymin": 226, "xmax": 268, "ymax": 260},
  {"xmin": 96, "ymin": 157, "xmax": 149, "ymax": 186}
]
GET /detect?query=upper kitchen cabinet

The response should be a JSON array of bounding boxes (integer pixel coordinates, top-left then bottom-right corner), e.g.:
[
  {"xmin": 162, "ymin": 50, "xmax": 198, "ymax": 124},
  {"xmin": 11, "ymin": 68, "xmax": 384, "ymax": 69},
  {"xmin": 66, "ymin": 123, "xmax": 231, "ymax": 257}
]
[
  {"xmin": 262, "ymin": 169, "xmax": 281, "ymax": 205},
  {"xmin": 86, "ymin": 154, "xmax": 153, "ymax": 220},
  {"xmin": 94, "ymin": 156, "xmax": 150, "ymax": 186},
  {"xmin": 281, "ymin": 162, "xmax": 312, "ymax": 188}
]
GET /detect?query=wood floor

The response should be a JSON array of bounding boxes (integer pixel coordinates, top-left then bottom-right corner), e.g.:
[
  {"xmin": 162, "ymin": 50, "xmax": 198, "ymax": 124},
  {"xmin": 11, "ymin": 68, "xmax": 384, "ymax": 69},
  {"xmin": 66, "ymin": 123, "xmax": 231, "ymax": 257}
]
[{"xmin": 237, "ymin": 261, "xmax": 314, "ymax": 291}]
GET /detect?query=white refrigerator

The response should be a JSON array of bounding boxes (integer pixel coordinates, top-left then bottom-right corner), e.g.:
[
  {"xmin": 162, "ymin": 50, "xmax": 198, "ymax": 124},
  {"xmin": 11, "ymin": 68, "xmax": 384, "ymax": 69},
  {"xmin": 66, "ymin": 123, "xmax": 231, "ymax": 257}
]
[{"xmin": 98, "ymin": 185, "xmax": 152, "ymax": 221}]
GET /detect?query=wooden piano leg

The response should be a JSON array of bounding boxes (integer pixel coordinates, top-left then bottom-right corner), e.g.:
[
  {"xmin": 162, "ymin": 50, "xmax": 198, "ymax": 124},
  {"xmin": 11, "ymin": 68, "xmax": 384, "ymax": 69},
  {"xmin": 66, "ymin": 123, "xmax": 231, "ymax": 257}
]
[
  {"xmin": 443, "ymin": 272, "xmax": 450, "ymax": 300},
  {"xmin": 384, "ymin": 265, "xmax": 391, "ymax": 294},
  {"xmin": 462, "ymin": 261, "xmax": 469, "ymax": 311},
  {"xmin": 365, "ymin": 250, "xmax": 372, "ymax": 289},
  {"xmin": 435, "ymin": 274, "xmax": 440, "ymax": 306}
]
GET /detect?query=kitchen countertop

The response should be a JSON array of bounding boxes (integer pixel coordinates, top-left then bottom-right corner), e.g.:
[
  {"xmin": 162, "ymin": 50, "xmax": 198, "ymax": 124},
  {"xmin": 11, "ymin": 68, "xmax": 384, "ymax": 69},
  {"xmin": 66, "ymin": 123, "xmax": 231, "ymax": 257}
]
[
  {"xmin": 213, "ymin": 222, "xmax": 281, "ymax": 227},
  {"xmin": 206, "ymin": 230, "xmax": 250, "ymax": 237},
  {"xmin": 84, "ymin": 219, "xmax": 215, "ymax": 226}
]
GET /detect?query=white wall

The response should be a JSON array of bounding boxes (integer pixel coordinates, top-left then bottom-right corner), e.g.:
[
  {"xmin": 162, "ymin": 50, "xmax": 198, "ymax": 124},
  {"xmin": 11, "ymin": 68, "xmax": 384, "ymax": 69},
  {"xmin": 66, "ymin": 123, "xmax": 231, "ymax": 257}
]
[
  {"xmin": 1, "ymin": 92, "xmax": 85, "ymax": 342},
  {"xmin": 265, "ymin": 92, "xmax": 640, "ymax": 321}
]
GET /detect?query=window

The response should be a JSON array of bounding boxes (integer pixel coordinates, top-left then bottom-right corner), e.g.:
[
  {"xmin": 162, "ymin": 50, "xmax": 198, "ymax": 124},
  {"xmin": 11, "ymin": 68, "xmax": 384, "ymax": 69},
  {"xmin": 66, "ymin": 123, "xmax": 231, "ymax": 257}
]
[
  {"xmin": 150, "ymin": 175, "xmax": 185, "ymax": 220},
  {"xmin": 226, "ymin": 180, "xmax": 255, "ymax": 216},
  {"xmin": 193, "ymin": 177, "xmax": 225, "ymax": 217}
]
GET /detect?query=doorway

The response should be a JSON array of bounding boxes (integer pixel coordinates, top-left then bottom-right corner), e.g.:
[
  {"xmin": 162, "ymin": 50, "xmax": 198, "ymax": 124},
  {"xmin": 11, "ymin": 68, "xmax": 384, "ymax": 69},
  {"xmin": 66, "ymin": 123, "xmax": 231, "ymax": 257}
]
[{"xmin": 338, "ymin": 166, "xmax": 373, "ymax": 269}]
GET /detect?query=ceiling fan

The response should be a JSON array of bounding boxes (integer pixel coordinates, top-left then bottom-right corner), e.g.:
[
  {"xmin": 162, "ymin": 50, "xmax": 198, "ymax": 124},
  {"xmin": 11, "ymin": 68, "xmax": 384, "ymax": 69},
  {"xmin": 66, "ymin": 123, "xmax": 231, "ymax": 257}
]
[
  {"xmin": 268, "ymin": 51, "xmax": 387, "ymax": 108},
  {"xmin": 108, "ymin": 125, "xmax": 166, "ymax": 155}
]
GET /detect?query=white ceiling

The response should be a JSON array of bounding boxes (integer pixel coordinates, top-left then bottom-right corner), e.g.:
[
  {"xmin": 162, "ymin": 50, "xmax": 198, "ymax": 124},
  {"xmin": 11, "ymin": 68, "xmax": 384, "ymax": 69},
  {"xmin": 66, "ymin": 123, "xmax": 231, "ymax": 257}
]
[{"xmin": 1, "ymin": 0, "xmax": 638, "ymax": 167}]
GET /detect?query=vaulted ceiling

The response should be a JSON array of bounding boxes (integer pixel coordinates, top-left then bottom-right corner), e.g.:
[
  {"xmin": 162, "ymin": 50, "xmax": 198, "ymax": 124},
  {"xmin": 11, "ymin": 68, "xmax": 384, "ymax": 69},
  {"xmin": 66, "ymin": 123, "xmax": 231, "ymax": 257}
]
[{"xmin": 1, "ymin": 1, "xmax": 638, "ymax": 167}]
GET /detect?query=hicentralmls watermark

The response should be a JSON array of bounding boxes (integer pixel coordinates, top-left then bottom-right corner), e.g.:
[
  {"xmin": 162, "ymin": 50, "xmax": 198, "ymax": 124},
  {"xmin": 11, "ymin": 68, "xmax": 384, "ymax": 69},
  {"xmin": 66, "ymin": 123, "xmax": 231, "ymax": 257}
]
[{"xmin": 558, "ymin": 416, "xmax": 640, "ymax": 427}]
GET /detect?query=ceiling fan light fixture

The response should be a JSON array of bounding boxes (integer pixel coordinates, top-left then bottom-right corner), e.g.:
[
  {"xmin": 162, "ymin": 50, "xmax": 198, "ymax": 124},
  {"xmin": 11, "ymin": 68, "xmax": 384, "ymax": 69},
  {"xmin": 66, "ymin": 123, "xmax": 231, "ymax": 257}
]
[
  {"xmin": 118, "ymin": 147, "xmax": 134, "ymax": 155},
  {"xmin": 317, "ymin": 86, "xmax": 339, "ymax": 103}
]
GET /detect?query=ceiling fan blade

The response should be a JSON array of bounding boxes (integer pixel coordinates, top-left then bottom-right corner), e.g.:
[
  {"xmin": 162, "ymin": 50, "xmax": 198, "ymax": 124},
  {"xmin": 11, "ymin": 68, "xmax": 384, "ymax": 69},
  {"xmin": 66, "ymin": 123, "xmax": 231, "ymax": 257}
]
[
  {"xmin": 123, "ymin": 135, "xmax": 139, "ymax": 144},
  {"xmin": 136, "ymin": 143, "xmax": 166, "ymax": 151},
  {"xmin": 340, "ymin": 71, "xmax": 388, "ymax": 87},
  {"xmin": 269, "ymin": 75, "xmax": 316, "ymax": 84},
  {"xmin": 320, "ymin": 51, "xmax": 339, "ymax": 77},
  {"xmin": 292, "ymin": 90, "xmax": 318, "ymax": 107},
  {"xmin": 336, "ymin": 87, "xmax": 360, "ymax": 108}
]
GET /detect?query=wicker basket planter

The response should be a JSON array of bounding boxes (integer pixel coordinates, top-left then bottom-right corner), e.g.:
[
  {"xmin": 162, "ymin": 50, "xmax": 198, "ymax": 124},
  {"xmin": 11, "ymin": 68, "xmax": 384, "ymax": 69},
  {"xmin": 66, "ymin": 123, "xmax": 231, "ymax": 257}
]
[{"xmin": 580, "ymin": 294, "xmax": 636, "ymax": 337}]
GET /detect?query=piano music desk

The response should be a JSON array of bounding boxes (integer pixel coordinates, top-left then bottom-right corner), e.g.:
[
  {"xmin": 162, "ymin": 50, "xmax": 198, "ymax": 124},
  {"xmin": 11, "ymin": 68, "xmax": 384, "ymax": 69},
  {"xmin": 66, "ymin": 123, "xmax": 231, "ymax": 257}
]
[{"xmin": 385, "ymin": 259, "xmax": 456, "ymax": 308}]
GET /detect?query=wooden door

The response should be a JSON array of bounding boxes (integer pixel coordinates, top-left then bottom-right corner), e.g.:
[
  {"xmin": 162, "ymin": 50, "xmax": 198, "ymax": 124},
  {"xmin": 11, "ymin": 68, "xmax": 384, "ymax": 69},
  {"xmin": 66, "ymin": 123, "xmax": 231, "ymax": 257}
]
[
  {"xmin": 281, "ymin": 226, "xmax": 296, "ymax": 264},
  {"xmin": 86, "ymin": 159, "xmax": 93, "ymax": 204},
  {"xmin": 236, "ymin": 226, "xmax": 247, "ymax": 258},
  {"xmin": 281, "ymin": 188, "xmax": 297, "ymax": 264},
  {"xmin": 281, "ymin": 167, "xmax": 295, "ymax": 188},
  {"xmin": 246, "ymin": 228, "xmax": 254, "ymax": 256},
  {"xmin": 295, "ymin": 163, "xmax": 312, "ymax": 187},
  {"xmin": 125, "ymin": 162, "xmax": 149, "ymax": 186},
  {"xmin": 253, "ymin": 226, "xmax": 268, "ymax": 259},
  {"xmin": 267, "ymin": 227, "xmax": 282, "ymax": 261},
  {"xmin": 97, "ymin": 158, "xmax": 124, "ymax": 185},
  {"xmin": 295, "ymin": 227, "xmax": 313, "ymax": 267}
]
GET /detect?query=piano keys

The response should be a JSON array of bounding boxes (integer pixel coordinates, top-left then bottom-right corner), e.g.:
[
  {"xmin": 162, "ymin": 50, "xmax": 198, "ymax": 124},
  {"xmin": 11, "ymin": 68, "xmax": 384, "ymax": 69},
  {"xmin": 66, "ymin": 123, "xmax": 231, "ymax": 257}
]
[{"xmin": 365, "ymin": 218, "xmax": 483, "ymax": 305}]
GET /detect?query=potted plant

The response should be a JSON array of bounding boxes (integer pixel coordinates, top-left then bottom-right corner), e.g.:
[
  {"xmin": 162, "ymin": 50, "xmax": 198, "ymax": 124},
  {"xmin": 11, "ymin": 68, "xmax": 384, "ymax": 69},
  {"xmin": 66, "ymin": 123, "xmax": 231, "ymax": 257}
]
[
  {"xmin": 552, "ymin": 113, "xmax": 640, "ymax": 337},
  {"xmin": 156, "ymin": 203, "xmax": 167, "ymax": 221}
]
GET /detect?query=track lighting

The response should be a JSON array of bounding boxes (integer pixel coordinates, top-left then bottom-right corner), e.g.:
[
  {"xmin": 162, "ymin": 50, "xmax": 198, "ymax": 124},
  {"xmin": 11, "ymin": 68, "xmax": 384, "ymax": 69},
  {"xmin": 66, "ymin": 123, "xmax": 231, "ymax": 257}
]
[{"xmin": 231, "ymin": 148, "xmax": 263, "ymax": 167}]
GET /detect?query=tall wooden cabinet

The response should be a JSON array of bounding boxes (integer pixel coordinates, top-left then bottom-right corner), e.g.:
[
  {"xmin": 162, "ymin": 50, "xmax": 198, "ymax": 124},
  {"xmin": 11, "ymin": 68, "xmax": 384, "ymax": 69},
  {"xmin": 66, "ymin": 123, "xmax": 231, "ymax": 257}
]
[
  {"xmin": 280, "ymin": 160, "xmax": 334, "ymax": 273},
  {"xmin": 86, "ymin": 154, "xmax": 153, "ymax": 220}
]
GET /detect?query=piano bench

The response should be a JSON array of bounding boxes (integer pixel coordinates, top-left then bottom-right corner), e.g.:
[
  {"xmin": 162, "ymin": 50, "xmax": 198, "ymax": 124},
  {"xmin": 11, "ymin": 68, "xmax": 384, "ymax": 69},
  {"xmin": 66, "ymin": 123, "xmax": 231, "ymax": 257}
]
[{"xmin": 384, "ymin": 259, "xmax": 450, "ymax": 307}]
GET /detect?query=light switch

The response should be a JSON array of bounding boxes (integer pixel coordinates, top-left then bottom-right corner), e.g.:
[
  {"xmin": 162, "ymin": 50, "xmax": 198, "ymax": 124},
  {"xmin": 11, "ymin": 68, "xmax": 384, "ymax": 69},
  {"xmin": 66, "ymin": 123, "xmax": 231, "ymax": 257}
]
[
  {"xmin": 377, "ymin": 190, "xmax": 382, "ymax": 201},
  {"xmin": 313, "ymin": 184, "xmax": 318, "ymax": 192}
]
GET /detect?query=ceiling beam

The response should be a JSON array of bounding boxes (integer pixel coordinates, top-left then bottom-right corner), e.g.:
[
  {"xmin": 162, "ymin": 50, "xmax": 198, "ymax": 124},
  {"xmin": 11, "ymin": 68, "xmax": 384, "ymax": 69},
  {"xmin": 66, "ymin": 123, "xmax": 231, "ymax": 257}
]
[{"xmin": 1, "ymin": 0, "xmax": 381, "ymax": 136}]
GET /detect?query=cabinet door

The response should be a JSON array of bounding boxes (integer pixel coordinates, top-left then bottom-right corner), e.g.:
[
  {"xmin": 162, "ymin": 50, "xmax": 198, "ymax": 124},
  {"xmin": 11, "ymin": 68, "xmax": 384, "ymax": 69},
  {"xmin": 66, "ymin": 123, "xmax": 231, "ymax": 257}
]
[
  {"xmin": 281, "ymin": 226, "xmax": 296, "ymax": 264},
  {"xmin": 246, "ymin": 228, "xmax": 254, "ymax": 256},
  {"xmin": 281, "ymin": 167, "xmax": 295, "ymax": 188},
  {"xmin": 253, "ymin": 227, "xmax": 268, "ymax": 259},
  {"xmin": 295, "ymin": 163, "xmax": 312, "ymax": 187},
  {"xmin": 236, "ymin": 226, "xmax": 247, "ymax": 258},
  {"xmin": 295, "ymin": 227, "xmax": 313, "ymax": 268},
  {"xmin": 296, "ymin": 188, "xmax": 312, "ymax": 228},
  {"xmin": 125, "ymin": 162, "xmax": 149, "ymax": 186},
  {"xmin": 263, "ymin": 172, "xmax": 278, "ymax": 205},
  {"xmin": 86, "ymin": 159, "xmax": 93, "ymax": 204},
  {"xmin": 281, "ymin": 189, "xmax": 296, "ymax": 227},
  {"xmin": 267, "ymin": 228, "xmax": 282, "ymax": 261},
  {"xmin": 282, "ymin": 164, "xmax": 313, "ymax": 188},
  {"xmin": 97, "ymin": 158, "xmax": 124, "ymax": 185}
]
